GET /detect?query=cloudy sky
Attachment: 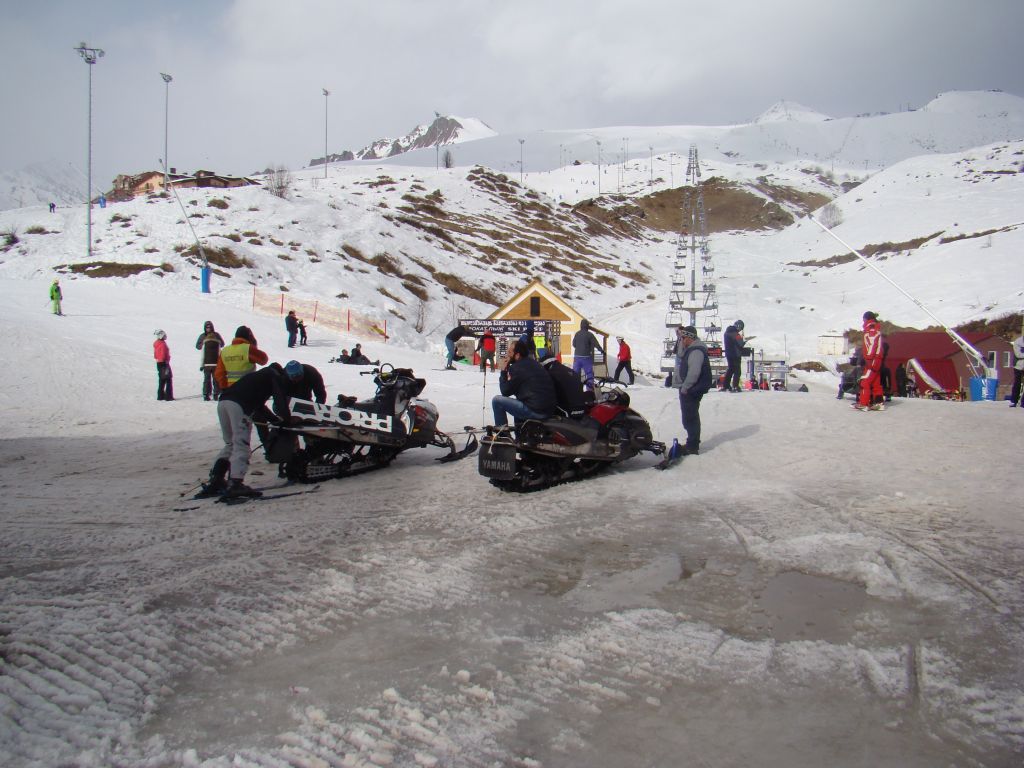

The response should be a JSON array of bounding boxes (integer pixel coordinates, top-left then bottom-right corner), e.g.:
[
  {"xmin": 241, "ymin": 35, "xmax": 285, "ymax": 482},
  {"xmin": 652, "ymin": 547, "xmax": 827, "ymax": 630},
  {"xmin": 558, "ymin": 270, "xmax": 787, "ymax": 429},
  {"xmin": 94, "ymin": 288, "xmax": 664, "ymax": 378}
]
[{"xmin": 2, "ymin": 0, "xmax": 1022, "ymax": 185}]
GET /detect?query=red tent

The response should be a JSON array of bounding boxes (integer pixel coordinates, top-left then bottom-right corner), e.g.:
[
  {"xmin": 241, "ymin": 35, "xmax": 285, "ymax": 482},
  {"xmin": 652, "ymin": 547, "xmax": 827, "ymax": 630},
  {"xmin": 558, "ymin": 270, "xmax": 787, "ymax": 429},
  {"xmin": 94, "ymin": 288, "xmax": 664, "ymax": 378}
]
[{"xmin": 883, "ymin": 331, "xmax": 993, "ymax": 393}]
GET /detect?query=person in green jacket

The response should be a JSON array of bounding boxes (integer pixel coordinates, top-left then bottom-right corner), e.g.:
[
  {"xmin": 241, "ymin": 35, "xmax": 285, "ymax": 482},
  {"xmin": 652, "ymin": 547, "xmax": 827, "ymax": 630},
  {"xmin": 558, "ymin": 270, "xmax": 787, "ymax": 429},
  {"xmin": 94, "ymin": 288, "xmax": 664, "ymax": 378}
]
[{"xmin": 49, "ymin": 279, "xmax": 62, "ymax": 315}]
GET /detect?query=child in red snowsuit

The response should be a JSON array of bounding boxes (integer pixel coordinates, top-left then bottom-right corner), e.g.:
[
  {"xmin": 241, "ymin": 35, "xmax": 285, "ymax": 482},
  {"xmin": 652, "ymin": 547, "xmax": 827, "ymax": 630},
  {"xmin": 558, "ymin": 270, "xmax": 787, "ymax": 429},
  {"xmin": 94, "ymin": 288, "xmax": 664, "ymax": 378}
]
[{"xmin": 857, "ymin": 312, "xmax": 884, "ymax": 409}]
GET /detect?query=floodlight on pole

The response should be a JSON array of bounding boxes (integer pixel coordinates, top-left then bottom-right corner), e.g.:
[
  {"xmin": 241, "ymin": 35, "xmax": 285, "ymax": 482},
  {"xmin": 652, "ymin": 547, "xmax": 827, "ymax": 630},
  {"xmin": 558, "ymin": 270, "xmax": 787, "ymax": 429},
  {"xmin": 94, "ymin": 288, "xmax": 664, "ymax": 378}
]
[
  {"xmin": 160, "ymin": 73, "xmax": 172, "ymax": 190},
  {"xmin": 75, "ymin": 42, "xmax": 104, "ymax": 261},
  {"xmin": 518, "ymin": 138, "xmax": 525, "ymax": 186},
  {"xmin": 322, "ymin": 88, "xmax": 329, "ymax": 179}
]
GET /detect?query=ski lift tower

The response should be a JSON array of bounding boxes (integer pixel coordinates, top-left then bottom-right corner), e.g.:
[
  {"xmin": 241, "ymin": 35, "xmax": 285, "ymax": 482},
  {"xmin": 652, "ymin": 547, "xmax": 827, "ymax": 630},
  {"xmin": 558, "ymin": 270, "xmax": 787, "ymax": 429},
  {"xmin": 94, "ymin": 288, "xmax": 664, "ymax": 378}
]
[{"xmin": 660, "ymin": 145, "xmax": 724, "ymax": 375}]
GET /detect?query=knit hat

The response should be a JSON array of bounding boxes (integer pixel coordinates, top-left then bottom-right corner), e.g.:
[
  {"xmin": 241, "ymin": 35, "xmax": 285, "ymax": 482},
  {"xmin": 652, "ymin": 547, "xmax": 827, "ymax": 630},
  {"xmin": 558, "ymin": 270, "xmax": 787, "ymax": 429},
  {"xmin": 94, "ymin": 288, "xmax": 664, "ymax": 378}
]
[
  {"xmin": 234, "ymin": 325, "xmax": 254, "ymax": 342},
  {"xmin": 863, "ymin": 311, "xmax": 878, "ymax": 321},
  {"xmin": 678, "ymin": 325, "xmax": 698, "ymax": 339},
  {"xmin": 285, "ymin": 360, "xmax": 303, "ymax": 379}
]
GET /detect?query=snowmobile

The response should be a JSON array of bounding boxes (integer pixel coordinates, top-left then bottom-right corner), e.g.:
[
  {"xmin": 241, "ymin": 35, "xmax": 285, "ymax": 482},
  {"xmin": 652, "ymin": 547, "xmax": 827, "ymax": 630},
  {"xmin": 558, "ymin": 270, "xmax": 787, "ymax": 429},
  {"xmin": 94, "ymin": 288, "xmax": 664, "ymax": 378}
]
[
  {"xmin": 478, "ymin": 386, "xmax": 666, "ymax": 492},
  {"xmin": 265, "ymin": 364, "xmax": 477, "ymax": 483}
]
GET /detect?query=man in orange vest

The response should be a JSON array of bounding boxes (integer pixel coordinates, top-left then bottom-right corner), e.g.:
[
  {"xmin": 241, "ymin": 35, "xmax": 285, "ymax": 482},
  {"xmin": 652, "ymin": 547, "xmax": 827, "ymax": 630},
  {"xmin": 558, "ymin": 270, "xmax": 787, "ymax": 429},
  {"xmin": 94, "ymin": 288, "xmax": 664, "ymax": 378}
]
[{"xmin": 214, "ymin": 325, "xmax": 268, "ymax": 392}]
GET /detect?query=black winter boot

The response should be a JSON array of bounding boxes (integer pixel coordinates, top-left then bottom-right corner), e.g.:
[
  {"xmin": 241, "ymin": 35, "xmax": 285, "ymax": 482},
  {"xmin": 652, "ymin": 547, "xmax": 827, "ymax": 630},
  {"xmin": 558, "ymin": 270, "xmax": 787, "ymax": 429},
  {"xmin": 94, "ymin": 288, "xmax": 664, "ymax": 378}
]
[
  {"xmin": 223, "ymin": 479, "xmax": 262, "ymax": 499},
  {"xmin": 195, "ymin": 459, "xmax": 230, "ymax": 498}
]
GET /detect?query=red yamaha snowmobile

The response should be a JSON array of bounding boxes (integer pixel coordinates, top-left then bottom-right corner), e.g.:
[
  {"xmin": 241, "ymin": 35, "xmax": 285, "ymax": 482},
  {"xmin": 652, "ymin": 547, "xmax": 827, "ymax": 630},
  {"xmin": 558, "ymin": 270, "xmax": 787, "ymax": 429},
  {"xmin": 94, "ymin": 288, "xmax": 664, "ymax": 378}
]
[
  {"xmin": 266, "ymin": 364, "xmax": 477, "ymax": 483},
  {"xmin": 478, "ymin": 387, "xmax": 666, "ymax": 492}
]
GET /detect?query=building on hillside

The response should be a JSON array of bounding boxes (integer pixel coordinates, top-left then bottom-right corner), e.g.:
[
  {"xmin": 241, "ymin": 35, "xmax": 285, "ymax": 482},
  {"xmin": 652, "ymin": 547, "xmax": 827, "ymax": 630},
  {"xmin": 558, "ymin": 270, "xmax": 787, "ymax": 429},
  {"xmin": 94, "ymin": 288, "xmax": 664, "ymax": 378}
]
[
  {"xmin": 461, "ymin": 279, "xmax": 609, "ymax": 374},
  {"xmin": 109, "ymin": 168, "xmax": 259, "ymax": 200},
  {"xmin": 884, "ymin": 331, "xmax": 1014, "ymax": 398}
]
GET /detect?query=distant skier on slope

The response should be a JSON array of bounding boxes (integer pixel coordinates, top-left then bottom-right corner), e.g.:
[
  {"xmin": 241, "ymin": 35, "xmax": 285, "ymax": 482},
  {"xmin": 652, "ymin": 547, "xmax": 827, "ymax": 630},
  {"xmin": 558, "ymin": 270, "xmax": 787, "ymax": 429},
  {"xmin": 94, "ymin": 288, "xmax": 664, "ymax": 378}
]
[{"xmin": 49, "ymin": 279, "xmax": 62, "ymax": 315}]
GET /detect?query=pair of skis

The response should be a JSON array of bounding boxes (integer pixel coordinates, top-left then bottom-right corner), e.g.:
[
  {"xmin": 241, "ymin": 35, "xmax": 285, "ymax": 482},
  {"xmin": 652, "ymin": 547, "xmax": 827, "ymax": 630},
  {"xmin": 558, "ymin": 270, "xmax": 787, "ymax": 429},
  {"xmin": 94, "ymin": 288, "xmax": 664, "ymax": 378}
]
[{"xmin": 174, "ymin": 482, "xmax": 321, "ymax": 511}]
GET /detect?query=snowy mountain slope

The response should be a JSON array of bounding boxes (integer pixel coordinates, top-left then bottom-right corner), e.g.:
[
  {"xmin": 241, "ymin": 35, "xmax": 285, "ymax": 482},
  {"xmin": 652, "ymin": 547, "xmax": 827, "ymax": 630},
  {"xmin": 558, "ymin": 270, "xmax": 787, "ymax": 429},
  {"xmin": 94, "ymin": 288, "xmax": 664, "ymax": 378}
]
[
  {"xmin": 0, "ymin": 159, "xmax": 83, "ymax": 211},
  {"xmin": 1, "ymin": 90, "xmax": 1022, "ymax": 375}
]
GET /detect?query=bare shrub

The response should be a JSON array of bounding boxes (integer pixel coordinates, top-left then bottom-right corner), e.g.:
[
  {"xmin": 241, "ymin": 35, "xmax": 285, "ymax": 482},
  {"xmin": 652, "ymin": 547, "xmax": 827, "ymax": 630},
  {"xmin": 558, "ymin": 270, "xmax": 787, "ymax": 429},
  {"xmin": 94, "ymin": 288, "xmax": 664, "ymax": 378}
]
[
  {"xmin": 207, "ymin": 198, "xmax": 229, "ymax": 209},
  {"xmin": 266, "ymin": 166, "xmax": 292, "ymax": 199},
  {"xmin": 818, "ymin": 202, "xmax": 843, "ymax": 228}
]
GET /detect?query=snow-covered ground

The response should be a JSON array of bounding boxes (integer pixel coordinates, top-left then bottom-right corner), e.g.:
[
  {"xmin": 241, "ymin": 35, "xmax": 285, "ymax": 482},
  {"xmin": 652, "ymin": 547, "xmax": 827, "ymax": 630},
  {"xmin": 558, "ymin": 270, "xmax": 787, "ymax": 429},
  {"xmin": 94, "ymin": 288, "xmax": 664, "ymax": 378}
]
[{"xmin": 1, "ymin": 277, "xmax": 1022, "ymax": 767}]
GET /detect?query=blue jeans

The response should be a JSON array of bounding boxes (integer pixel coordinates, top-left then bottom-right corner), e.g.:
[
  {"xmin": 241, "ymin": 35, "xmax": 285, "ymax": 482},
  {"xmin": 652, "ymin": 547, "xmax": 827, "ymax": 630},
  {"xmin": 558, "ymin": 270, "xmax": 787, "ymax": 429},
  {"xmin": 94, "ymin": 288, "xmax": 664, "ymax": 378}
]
[
  {"xmin": 445, "ymin": 337, "xmax": 456, "ymax": 366},
  {"xmin": 573, "ymin": 356, "xmax": 595, "ymax": 390},
  {"xmin": 492, "ymin": 396, "xmax": 546, "ymax": 427}
]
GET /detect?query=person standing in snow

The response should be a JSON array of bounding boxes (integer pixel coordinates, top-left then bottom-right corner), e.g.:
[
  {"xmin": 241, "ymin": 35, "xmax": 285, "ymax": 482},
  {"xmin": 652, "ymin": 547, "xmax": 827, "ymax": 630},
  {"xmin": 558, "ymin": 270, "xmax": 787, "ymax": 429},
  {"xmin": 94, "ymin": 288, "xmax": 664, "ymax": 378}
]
[
  {"xmin": 298, "ymin": 319, "xmax": 308, "ymax": 346},
  {"xmin": 571, "ymin": 319, "xmax": 601, "ymax": 391},
  {"xmin": 153, "ymin": 329, "xmax": 174, "ymax": 401},
  {"xmin": 214, "ymin": 326, "xmax": 268, "ymax": 392},
  {"xmin": 195, "ymin": 321, "xmax": 225, "ymax": 401},
  {"xmin": 477, "ymin": 328, "xmax": 497, "ymax": 372},
  {"xmin": 854, "ymin": 311, "xmax": 885, "ymax": 411},
  {"xmin": 49, "ymin": 279, "xmax": 62, "ymax": 316},
  {"xmin": 613, "ymin": 336, "xmax": 635, "ymax": 385},
  {"xmin": 1009, "ymin": 333, "xmax": 1024, "ymax": 408},
  {"xmin": 48, "ymin": 202, "xmax": 56, "ymax": 213},
  {"xmin": 723, "ymin": 320, "xmax": 747, "ymax": 391},
  {"xmin": 201, "ymin": 362, "xmax": 293, "ymax": 499},
  {"xmin": 444, "ymin": 324, "xmax": 469, "ymax": 369},
  {"xmin": 285, "ymin": 310, "xmax": 299, "ymax": 348},
  {"xmin": 672, "ymin": 326, "xmax": 713, "ymax": 455}
]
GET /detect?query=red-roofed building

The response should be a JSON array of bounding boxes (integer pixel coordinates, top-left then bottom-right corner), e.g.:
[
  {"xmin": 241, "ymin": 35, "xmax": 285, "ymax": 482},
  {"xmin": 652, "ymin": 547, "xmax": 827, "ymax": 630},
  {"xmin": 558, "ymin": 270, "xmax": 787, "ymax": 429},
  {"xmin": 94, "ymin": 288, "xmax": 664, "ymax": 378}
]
[{"xmin": 884, "ymin": 331, "xmax": 1014, "ymax": 398}]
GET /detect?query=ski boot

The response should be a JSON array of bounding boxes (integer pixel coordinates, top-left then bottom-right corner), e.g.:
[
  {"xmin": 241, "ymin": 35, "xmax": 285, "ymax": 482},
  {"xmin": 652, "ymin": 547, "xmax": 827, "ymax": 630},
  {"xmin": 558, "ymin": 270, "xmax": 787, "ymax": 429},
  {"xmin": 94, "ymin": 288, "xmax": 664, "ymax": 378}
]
[
  {"xmin": 194, "ymin": 459, "xmax": 229, "ymax": 498},
  {"xmin": 222, "ymin": 479, "xmax": 262, "ymax": 500}
]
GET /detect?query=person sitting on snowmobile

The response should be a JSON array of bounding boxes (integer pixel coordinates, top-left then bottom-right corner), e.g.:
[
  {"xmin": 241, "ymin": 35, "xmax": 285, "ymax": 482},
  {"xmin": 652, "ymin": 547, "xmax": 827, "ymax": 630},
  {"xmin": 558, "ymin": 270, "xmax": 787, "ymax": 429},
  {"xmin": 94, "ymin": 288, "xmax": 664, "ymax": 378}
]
[
  {"xmin": 539, "ymin": 349, "xmax": 587, "ymax": 419},
  {"xmin": 492, "ymin": 340, "xmax": 556, "ymax": 428}
]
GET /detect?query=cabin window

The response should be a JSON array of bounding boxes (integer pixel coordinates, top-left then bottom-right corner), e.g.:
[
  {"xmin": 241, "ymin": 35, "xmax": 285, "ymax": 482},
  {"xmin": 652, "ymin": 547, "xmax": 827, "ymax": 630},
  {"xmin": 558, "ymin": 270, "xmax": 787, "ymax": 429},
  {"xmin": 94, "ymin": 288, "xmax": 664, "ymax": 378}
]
[
  {"xmin": 987, "ymin": 351, "xmax": 998, "ymax": 369},
  {"xmin": 529, "ymin": 297, "xmax": 540, "ymax": 317}
]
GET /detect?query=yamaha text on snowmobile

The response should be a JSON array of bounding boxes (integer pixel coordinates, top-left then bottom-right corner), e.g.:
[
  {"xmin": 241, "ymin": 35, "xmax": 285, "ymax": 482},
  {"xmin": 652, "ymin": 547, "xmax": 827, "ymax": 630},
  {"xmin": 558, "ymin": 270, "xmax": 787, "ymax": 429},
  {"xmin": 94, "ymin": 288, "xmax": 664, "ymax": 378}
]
[
  {"xmin": 478, "ymin": 386, "xmax": 666, "ymax": 491},
  {"xmin": 266, "ymin": 364, "xmax": 477, "ymax": 482}
]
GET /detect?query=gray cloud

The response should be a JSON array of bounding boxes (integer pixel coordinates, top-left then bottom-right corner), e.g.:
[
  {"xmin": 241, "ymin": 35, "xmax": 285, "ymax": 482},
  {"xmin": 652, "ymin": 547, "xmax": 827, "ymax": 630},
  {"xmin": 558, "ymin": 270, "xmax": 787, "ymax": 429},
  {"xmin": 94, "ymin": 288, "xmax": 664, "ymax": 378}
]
[{"xmin": 2, "ymin": 0, "xmax": 1022, "ymax": 186}]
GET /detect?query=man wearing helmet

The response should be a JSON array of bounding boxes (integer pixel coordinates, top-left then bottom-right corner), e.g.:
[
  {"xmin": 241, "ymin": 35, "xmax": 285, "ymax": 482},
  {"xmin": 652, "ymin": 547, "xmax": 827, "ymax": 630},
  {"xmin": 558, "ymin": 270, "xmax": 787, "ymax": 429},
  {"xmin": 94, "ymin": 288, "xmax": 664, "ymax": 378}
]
[
  {"xmin": 153, "ymin": 329, "xmax": 173, "ymax": 401},
  {"xmin": 723, "ymin": 320, "xmax": 747, "ymax": 391}
]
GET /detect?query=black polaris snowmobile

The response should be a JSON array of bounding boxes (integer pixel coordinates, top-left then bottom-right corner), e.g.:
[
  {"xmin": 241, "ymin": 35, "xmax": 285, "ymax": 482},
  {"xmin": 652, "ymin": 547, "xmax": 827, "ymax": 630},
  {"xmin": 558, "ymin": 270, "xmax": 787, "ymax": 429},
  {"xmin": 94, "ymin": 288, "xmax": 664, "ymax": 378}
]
[
  {"xmin": 266, "ymin": 364, "xmax": 477, "ymax": 483},
  {"xmin": 478, "ymin": 387, "xmax": 666, "ymax": 492}
]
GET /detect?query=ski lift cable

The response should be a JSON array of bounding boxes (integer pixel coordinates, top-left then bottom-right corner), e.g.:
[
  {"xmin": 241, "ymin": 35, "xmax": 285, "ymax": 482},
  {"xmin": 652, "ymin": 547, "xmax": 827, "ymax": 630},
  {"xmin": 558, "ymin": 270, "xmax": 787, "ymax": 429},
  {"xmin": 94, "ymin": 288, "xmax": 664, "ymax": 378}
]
[{"xmin": 808, "ymin": 215, "xmax": 990, "ymax": 380}]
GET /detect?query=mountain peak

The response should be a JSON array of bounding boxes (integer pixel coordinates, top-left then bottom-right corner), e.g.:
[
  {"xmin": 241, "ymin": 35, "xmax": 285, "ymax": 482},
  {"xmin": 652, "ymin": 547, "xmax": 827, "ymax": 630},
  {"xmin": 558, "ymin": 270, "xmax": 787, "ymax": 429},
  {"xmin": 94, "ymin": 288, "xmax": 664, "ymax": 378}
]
[{"xmin": 310, "ymin": 114, "xmax": 497, "ymax": 167}]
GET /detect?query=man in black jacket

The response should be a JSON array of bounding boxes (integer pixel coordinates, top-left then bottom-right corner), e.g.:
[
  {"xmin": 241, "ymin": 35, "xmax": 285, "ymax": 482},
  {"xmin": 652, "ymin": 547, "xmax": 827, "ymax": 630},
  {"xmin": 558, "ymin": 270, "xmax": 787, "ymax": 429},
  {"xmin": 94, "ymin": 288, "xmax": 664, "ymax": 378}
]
[
  {"xmin": 284, "ymin": 360, "xmax": 327, "ymax": 404},
  {"xmin": 195, "ymin": 320, "xmax": 225, "ymax": 401},
  {"xmin": 672, "ymin": 326, "xmax": 713, "ymax": 455},
  {"xmin": 202, "ymin": 362, "xmax": 292, "ymax": 498},
  {"xmin": 723, "ymin": 320, "xmax": 746, "ymax": 392},
  {"xmin": 285, "ymin": 310, "xmax": 299, "ymax": 348},
  {"xmin": 492, "ymin": 340, "xmax": 556, "ymax": 427}
]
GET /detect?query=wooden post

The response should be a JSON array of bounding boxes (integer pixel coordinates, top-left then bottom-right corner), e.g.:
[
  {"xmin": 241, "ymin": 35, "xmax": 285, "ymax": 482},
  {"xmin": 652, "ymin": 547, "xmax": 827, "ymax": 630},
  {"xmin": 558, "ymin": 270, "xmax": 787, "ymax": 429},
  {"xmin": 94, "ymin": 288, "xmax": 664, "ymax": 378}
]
[
  {"xmin": 312, "ymin": 301, "xmax": 318, "ymax": 324},
  {"xmin": 280, "ymin": 293, "xmax": 285, "ymax": 314},
  {"xmin": 347, "ymin": 309, "xmax": 351, "ymax": 332}
]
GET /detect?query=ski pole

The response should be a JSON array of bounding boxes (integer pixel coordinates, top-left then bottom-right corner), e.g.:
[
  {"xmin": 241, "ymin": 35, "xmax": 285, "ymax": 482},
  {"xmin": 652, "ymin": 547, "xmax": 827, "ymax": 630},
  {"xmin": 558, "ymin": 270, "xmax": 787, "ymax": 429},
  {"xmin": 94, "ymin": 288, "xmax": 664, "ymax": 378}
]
[{"xmin": 481, "ymin": 367, "xmax": 487, "ymax": 427}]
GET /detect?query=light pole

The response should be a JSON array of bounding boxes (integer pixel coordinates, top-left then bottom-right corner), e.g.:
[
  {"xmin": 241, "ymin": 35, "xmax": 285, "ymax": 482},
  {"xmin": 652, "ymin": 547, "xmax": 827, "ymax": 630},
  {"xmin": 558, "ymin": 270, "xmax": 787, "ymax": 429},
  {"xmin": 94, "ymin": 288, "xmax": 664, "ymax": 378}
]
[
  {"xmin": 518, "ymin": 138, "xmax": 525, "ymax": 186},
  {"xmin": 75, "ymin": 42, "xmax": 104, "ymax": 260},
  {"xmin": 596, "ymin": 139, "xmax": 602, "ymax": 194},
  {"xmin": 649, "ymin": 145, "xmax": 654, "ymax": 188},
  {"xmin": 160, "ymin": 73, "xmax": 172, "ymax": 190},
  {"xmin": 322, "ymin": 88, "xmax": 329, "ymax": 179}
]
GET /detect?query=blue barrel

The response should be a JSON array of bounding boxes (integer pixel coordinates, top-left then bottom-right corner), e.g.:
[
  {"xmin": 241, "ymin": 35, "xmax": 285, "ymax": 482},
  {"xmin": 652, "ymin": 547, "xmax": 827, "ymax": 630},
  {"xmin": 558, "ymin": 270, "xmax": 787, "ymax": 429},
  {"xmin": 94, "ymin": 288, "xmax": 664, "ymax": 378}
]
[
  {"xmin": 200, "ymin": 266, "xmax": 211, "ymax": 294},
  {"xmin": 968, "ymin": 376, "xmax": 997, "ymax": 401}
]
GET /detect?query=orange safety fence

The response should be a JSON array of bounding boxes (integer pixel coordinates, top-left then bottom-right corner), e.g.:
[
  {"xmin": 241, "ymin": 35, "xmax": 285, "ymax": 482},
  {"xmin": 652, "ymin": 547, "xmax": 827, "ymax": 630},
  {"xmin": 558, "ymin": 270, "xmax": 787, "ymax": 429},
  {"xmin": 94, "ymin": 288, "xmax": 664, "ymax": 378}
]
[{"xmin": 251, "ymin": 287, "xmax": 389, "ymax": 341}]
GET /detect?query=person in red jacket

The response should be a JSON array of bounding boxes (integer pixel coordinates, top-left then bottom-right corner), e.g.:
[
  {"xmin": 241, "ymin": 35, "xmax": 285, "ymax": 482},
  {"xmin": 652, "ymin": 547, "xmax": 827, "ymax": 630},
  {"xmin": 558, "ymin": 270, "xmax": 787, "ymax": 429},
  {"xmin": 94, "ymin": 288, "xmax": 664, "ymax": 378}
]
[
  {"xmin": 153, "ymin": 329, "xmax": 173, "ymax": 401},
  {"xmin": 477, "ymin": 328, "xmax": 497, "ymax": 372},
  {"xmin": 613, "ymin": 336, "xmax": 635, "ymax": 385},
  {"xmin": 855, "ymin": 311, "xmax": 885, "ymax": 411}
]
